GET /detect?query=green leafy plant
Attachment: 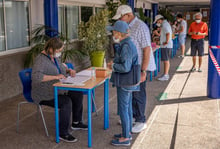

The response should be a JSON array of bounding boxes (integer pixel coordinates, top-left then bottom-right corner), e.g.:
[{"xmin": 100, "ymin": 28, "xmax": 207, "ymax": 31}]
[
  {"xmin": 158, "ymin": 8, "xmax": 175, "ymax": 23},
  {"xmin": 24, "ymin": 25, "xmax": 85, "ymax": 68},
  {"xmin": 137, "ymin": 7, "xmax": 151, "ymax": 24},
  {"xmin": 78, "ymin": 9, "xmax": 109, "ymax": 57}
]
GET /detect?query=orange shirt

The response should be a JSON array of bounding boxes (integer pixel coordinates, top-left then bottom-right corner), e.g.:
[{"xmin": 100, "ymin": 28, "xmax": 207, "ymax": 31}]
[{"xmin": 188, "ymin": 21, "xmax": 208, "ymax": 39}]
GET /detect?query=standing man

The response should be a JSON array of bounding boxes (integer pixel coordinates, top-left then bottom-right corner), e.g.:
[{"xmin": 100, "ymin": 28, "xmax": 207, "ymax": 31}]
[
  {"xmin": 155, "ymin": 15, "xmax": 173, "ymax": 81},
  {"xmin": 176, "ymin": 14, "xmax": 187, "ymax": 58},
  {"xmin": 113, "ymin": 5, "xmax": 156, "ymax": 133},
  {"xmin": 188, "ymin": 12, "xmax": 208, "ymax": 72}
]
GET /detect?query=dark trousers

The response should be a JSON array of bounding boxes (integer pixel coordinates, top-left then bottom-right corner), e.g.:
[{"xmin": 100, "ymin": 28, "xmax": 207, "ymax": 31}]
[
  {"xmin": 132, "ymin": 81, "xmax": 147, "ymax": 123},
  {"xmin": 40, "ymin": 91, "xmax": 83, "ymax": 136}
]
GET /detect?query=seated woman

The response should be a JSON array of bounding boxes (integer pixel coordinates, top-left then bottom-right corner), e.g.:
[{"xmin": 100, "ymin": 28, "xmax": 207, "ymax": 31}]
[
  {"xmin": 31, "ymin": 37, "xmax": 87, "ymax": 143},
  {"xmin": 107, "ymin": 20, "xmax": 140, "ymax": 147}
]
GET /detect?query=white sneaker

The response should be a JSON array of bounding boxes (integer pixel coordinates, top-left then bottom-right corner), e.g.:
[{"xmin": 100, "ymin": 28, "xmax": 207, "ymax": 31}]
[
  {"xmin": 118, "ymin": 118, "xmax": 136, "ymax": 125},
  {"xmin": 132, "ymin": 122, "xmax": 147, "ymax": 133},
  {"xmin": 157, "ymin": 75, "xmax": 169, "ymax": 81}
]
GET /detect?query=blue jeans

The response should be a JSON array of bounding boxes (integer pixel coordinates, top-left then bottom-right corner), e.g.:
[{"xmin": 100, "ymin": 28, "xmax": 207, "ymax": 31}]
[
  {"xmin": 132, "ymin": 81, "xmax": 147, "ymax": 123},
  {"xmin": 117, "ymin": 87, "xmax": 132, "ymax": 138}
]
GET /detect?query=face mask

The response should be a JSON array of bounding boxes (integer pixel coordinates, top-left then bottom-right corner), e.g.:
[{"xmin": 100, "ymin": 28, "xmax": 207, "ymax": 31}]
[
  {"xmin": 156, "ymin": 23, "xmax": 161, "ymax": 27},
  {"xmin": 195, "ymin": 20, "xmax": 201, "ymax": 23},
  {"xmin": 54, "ymin": 52, "xmax": 62, "ymax": 58},
  {"xmin": 112, "ymin": 36, "xmax": 120, "ymax": 43},
  {"xmin": 177, "ymin": 19, "xmax": 181, "ymax": 22}
]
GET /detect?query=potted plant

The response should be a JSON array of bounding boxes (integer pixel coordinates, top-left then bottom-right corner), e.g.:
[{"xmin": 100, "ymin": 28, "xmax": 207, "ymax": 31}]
[
  {"xmin": 24, "ymin": 25, "xmax": 85, "ymax": 68},
  {"xmin": 78, "ymin": 9, "xmax": 109, "ymax": 67}
]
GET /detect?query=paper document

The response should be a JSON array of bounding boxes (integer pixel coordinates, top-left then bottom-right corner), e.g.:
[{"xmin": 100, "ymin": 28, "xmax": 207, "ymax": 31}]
[
  {"xmin": 60, "ymin": 75, "xmax": 91, "ymax": 85},
  {"xmin": 76, "ymin": 70, "xmax": 92, "ymax": 77}
]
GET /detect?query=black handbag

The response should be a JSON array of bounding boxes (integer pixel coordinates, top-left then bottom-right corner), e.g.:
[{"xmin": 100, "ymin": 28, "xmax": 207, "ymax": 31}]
[{"xmin": 111, "ymin": 64, "xmax": 141, "ymax": 87}]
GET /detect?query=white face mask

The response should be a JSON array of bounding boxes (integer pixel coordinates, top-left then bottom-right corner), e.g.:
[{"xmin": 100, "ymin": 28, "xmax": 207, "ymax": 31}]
[
  {"xmin": 112, "ymin": 36, "xmax": 120, "ymax": 43},
  {"xmin": 54, "ymin": 52, "xmax": 62, "ymax": 58},
  {"xmin": 195, "ymin": 20, "xmax": 201, "ymax": 24},
  {"xmin": 156, "ymin": 23, "xmax": 161, "ymax": 27}
]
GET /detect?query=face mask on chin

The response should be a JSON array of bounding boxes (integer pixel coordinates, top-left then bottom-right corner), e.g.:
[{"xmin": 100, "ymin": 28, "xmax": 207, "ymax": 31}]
[
  {"xmin": 177, "ymin": 19, "xmax": 181, "ymax": 22},
  {"xmin": 195, "ymin": 20, "xmax": 201, "ymax": 24},
  {"xmin": 112, "ymin": 36, "xmax": 120, "ymax": 43},
  {"xmin": 54, "ymin": 52, "xmax": 62, "ymax": 58}
]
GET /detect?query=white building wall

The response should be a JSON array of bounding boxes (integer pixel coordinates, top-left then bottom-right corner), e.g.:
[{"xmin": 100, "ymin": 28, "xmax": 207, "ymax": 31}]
[
  {"xmin": 59, "ymin": 0, "xmax": 106, "ymax": 6},
  {"xmin": 30, "ymin": 0, "xmax": 44, "ymax": 28},
  {"xmin": 136, "ymin": 0, "xmax": 151, "ymax": 9}
]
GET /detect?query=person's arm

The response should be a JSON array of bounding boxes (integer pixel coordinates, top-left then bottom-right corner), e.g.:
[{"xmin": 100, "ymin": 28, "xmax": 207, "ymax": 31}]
[
  {"xmin": 198, "ymin": 23, "xmax": 208, "ymax": 36},
  {"xmin": 178, "ymin": 26, "xmax": 184, "ymax": 33},
  {"xmin": 163, "ymin": 33, "xmax": 170, "ymax": 45},
  {"xmin": 42, "ymin": 74, "xmax": 65, "ymax": 82},
  {"xmin": 188, "ymin": 24, "xmax": 196, "ymax": 35}
]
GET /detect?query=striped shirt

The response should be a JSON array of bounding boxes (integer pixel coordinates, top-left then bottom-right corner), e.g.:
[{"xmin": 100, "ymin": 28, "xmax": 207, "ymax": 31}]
[{"xmin": 129, "ymin": 17, "xmax": 156, "ymax": 71}]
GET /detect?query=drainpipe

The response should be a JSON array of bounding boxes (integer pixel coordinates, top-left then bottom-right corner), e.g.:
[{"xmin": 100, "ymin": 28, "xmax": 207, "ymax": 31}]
[
  {"xmin": 207, "ymin": 0, "xmax": 220, "ymax": 98},
  {"xmin": 44, "ymin": 0, "xmax": 58, "ymax": 37},
  {"xmin": 152, "ymin": 3, "xmax": 158, "ymax": 28}
]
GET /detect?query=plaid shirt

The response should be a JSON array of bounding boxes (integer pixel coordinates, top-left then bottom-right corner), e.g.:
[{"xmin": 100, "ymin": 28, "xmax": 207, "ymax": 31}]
[{"xmin": 129, "ymin": 17, "xmax": 156, "ymax": 71}]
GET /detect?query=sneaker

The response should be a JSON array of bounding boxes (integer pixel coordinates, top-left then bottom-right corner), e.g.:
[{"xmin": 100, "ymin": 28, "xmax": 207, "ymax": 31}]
[
  {"xmin": 71, "ymin": 121, "xmax": 88, "ymax": 130},
  {"xmin": 198, "ymin": 68, "xmax": 202, "ymax": 72},
  {"xmin": 118, "ymin": 118, "xmax": 135, "ymax": 125},
  {"xmin": 132, "ymin": 122, "xmax": 147, "ymax": 133},
  {"xmin": 111, "ymin": 139, "xmax": 130, "ymax": 146},
  {"xmin": 114, "ymin": 133, "xmax": 132, "ymax": 140},
  {"xmin": 178, "ymin": 55, "xmax": 184, "ymax": 58},
  {"xmin": 190, "ymin": 67, "xmax": 196, "ymax": 72},
  {"xmin": 157, "ymin": 75, "xmax": 169, "ymax": 81},
  {"xmin": 59, "ymin": 134, "xmax": 78, "ymax": 143}
]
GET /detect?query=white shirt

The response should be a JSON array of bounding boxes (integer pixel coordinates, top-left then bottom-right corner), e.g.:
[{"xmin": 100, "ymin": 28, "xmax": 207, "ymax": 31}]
[
  {"xmin": 180, "ymin": 20, "xmax": 187, "ymax": 35},
  {"xmin": 160, "ymin": 20, "xmax": 173, "ymax": 48},
  {"xmin": 129, "ymin": 17, "xmax": 156, "ymax": 71}
]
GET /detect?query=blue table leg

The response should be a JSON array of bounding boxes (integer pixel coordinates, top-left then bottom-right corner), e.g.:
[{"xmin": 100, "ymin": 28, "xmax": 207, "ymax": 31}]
[
  {"xmin": 150, "ymin": 71, "xmax": 153, "ymax": 81},
  {"xmin": 158, "ymin": 48, "xmax": 161, "ymax": 72},
  {"xmin": 154, "ymin": 49, "xmax": 158, "ymax": 77},
  {"xmin": 54, "ymin": 87, "xmax": 59, "ymax": 143},
  {"xmin": 104, "ymin": 79, "xmax": 109, "ymax": 129},
  {"xmin": 92, "ymin": 89, "xmax": 95, "ymax": 113},
  {"xmin": 87, "ymin": 89, "xmax": 92, "ymax": 148}
]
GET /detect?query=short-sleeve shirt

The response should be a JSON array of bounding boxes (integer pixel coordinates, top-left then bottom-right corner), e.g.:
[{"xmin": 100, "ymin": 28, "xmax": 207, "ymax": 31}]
[
  {"xmin": 160, "ymin": 20, "xmax": 173, "ymax": 48},
  {"xmin": 129, "ymin": 17, "xmax": 156, "ymax": 71},
  {"xmin": 180, "ymin": 20, "xmax": 187, "ymax": 35},
  {"xmin": 188, "ymin": 21, "xmax": 208, "ymax": 39}
]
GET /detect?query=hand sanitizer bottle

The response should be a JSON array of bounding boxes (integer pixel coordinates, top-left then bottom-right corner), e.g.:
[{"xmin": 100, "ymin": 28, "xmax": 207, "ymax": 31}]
[
  {"xmin": 91, "ymin": 67, "xmax": 96, "ymax": 81},
  {"xmin": 103, "ymin": 58, "xmax": 107, "ymax": 69}
]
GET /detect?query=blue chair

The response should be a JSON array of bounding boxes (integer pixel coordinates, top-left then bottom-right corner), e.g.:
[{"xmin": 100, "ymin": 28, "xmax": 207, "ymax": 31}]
[
  {"xmin": 65, "ymin": 63, "xmax": 98, "ymax": 115},
  {"xmin": 17, "ymin": 68, "xmax": 49, "ymax": 136}
]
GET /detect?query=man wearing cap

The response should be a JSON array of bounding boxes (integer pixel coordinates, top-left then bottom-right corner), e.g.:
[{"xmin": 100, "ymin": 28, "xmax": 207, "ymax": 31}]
[
  {"xmin": 113, "ymin": 5, "xmax": 156, "ymax": 133},
  {"xmin": 107, "ymin": 20, "xmax": 139, "ymax": 146},
  {"xmin": 188, "ymin": 12, "xmax": 208, "ymax": 72},
  {"xmin": 154, "ymin": 14, "xmax": 173, "ymax": 81}
]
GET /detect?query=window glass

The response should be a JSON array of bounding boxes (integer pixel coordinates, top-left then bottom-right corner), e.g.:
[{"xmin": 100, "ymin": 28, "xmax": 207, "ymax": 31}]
[
  {"xmin": 5, "ymin": 0, "xmax": 30, "ymax": 50},
  {"xmin": 0, "ymin": 0, "xmax": 5, "ymax": 51},
  {"xmin": 81, "ymin": 6, "xmax": 93, "ymax": 22},
  {"xmin": 58, "ymin": 5, "xmax": 65, "ymax": 36},
  {"xmin": 95, "ymin": 7, "xmax": 103, "ymax": 14},
  {"xmin": 66, "ymin": 6, "xmax": 79, "ymax": 39}
]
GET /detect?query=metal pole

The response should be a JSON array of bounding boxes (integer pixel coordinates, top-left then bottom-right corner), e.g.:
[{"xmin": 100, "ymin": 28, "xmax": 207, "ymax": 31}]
[{"xmin": 207, "ymin": 0, "xmax": 220, "ymax": 98}]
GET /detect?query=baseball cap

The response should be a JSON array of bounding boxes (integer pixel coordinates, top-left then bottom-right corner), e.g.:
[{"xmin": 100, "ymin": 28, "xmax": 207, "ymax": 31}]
[
  {"xmin": 106, "ymin": 20, "xmax": 129, "ymax": 33},
  {"xmin": 153, "ymin": 14, "xmax": 164, "ymax": 24},
  {"xmin": 112, "ymin": 5, "xmax": 133, "ymax": 20}
]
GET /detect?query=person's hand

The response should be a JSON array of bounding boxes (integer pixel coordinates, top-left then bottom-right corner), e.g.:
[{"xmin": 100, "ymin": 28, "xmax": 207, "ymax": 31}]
[
  {"xmin": 56, "ymin": 74, "xmax": 66, "ymax": 80},
  {"xmin": 107, "ymin": 61, "xmax": 113, "ymax": 70},
  {"xmin": 68, "ymin": 69, "xmax": 76, "ymax": 77},
  {"xmin": 163, "ymin": 41, "xmax": 168, "ymax": 46},
  {"xmin": 140, "ymin": 71, "xmax": 147, "ymax": 82}
]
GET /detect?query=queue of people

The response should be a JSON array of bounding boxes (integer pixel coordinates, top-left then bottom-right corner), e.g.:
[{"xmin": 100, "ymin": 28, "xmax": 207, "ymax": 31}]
[{"xmin": 30, "ymin": 4, "xmax": 208, "ymax": 147}]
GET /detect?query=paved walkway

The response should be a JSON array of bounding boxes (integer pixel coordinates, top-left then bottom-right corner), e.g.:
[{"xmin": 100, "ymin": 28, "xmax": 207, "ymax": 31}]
[{"xmin": 0, "ymin": 39, "xmax": 219, "ymax": 149}]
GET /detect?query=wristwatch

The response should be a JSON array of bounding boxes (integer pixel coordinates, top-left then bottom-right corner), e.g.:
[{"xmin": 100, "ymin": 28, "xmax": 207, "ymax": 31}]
[{"xmin": 141, "ymin": 70, "xmax": 146, "ymax": 73}]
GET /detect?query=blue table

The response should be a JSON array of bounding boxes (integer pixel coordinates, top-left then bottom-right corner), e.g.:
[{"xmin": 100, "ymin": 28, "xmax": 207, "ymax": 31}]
[{"xmin": 53, "ymin": 76, "xmax": 109, "ymax": 148}]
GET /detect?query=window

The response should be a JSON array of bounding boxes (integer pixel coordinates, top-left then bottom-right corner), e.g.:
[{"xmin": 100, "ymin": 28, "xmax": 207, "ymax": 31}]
[
  {"xmin": 58, "ymin": 5, "xmax": 79, "ymax": 40},
  {"xmin": 0, "ymin": 0, "xmax": 5, "ymax": 51},
  {"xmin": 81, "ymin": 6, "xmax": 93, "ymax": 22},
  {"xmin": 95, "ymin": 7, "xmax": 104, "ymax": 14},
  {"xmin": 5, "ymin": 0, "xmax": 30, "ymax": 50}
]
